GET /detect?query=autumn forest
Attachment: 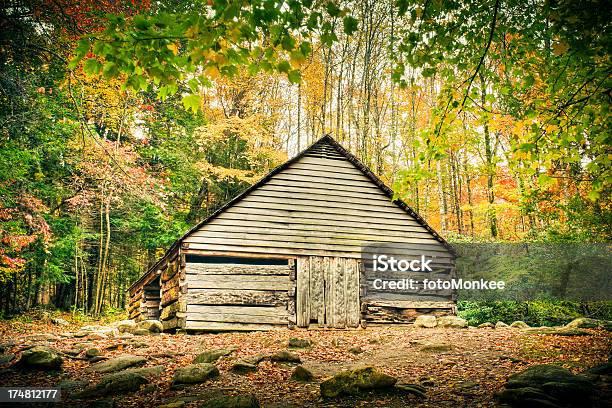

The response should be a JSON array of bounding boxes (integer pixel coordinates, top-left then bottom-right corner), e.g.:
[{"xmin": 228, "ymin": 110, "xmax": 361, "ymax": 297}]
[{"xmin": 1, "ymin": 0, "xmax": 610, "ymax": 317}]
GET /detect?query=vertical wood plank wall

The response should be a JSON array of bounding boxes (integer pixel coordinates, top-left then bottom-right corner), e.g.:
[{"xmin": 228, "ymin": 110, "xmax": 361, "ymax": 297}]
[{"xmin": 296, "ymin": 256, "xmax": 360, "ymax": 328}]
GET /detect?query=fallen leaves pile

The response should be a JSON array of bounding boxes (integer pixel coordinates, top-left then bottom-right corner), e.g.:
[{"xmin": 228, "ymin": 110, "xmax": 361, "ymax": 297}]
[{"xmin": 0, "ymin": 318, "xmax": 610, "ymax": 407}]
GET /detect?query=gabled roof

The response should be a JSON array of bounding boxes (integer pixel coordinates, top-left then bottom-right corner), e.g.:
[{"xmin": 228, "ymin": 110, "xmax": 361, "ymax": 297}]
[{"xmin": 129, "ymin": 135, "xmax": 455, "ymax": 291}]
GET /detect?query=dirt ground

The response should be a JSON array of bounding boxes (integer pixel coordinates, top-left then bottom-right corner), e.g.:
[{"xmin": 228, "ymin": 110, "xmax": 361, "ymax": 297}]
[{"xmin": 0, "ymin": 319, "xmax": 610, "ymax": 407}]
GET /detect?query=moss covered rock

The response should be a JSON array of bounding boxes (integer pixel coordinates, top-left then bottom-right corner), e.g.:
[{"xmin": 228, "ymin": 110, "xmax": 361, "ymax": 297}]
[
  {"xmin": 172, "ymin": 363, "xmax": 219, "ymax": 385},
  {"xmin": 16, "ymin": 346, "xmax": 62, "ymax": 370},
  {"xmin": 320, "ymin": 366, "xmax": 397, "ymax": 398}
]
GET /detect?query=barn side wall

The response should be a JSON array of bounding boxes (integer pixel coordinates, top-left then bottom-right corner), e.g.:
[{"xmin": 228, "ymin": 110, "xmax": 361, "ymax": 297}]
[
  {"xmin": 182, "ymin": 256, "xmax": 294, "ymax": 331},
  {"xmin": 128, "ymin": 249, "xmax": 187, "ymax": 330}
]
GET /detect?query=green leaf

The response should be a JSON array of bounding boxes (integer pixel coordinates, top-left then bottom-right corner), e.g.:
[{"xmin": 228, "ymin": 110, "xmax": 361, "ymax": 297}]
[
  {"xmin": 343, "ymin": 16, "xmax": 358, "ymax": 35},
  {"xmin": 326, "ymin": 2, "xmax": 342, "ymax": 17},
  {"xmin": 396, "ymin": 0, "xmax": 410, "ymax": 16},
  {"xmin": 538, "ymin": 173, "xmax": 555, "ymax": 188},
  {"xmin": 287, "ymin": 69, "xmax": 301, "ymax": 84},
  {"xmin": 83, "ymin": 58, "xmax": 102, "ymax": 75},
  {"xmin": 133, "ymin": 15, "xmax": 151, "ymax": 31},
  {"xmin": 277, "ymin": 60, "xmax": 291, "ymax": 73},
  {"xmin": 102, "ymin": 62, "xmax": 118, "ymax": 79},
  {"xmin": 182, "ymin": 94, "xmax": 201, "ymax": 113},
  {"xmin": 587, "ymin": 190, "xmax": 600, "ymax": 201}
]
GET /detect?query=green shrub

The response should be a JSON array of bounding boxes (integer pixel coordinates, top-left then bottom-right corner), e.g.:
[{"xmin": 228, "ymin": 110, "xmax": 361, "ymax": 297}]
[{"xmin": 457, "ymin": 300, "xmax": 612, "ymax": 326}]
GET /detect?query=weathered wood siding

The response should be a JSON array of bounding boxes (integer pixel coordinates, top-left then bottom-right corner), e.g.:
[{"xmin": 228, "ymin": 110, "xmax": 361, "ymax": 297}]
[
  {"xmin": 182, "ymin": 146, "xmax": 452, "ymax": 261},
  {"xmin": 296, "ymin": 256, "xmax": 360, "ymax": 328},
  {"xmin": 128, "ymin": 249, "xmax": 186, "ymax": 330},
  {"xmin": 184, "ymin": 261, "xmax": 293, "ymax": 331}
]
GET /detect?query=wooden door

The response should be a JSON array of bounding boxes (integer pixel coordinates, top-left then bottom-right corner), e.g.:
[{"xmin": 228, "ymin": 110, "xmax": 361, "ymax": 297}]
[{"xmin": 296, "ymin": 256, "xmax": 360, "ymax": 328}]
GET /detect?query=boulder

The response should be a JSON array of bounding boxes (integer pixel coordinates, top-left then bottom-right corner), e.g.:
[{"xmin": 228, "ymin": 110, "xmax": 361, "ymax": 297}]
[
  {"xmin": 495, "ymin": 321, "xmax": 509, "ymax": 328},
  {"xmin": 290, "ymin": 365, "xmax": 314, "ymax": 382},
  {"xmin": 194, "ymin": 348, "xmax": 236, "ymax": 364},
  {"xmin": 86, "ymin": 348, "xmax": 102, "ymax": 359},
  {"xmin": 132, "ymin": 329, "xmax": 151, "ymax": 336},
  {"xmin": 510, "ymin": 321, "xmax": 530, "ymax": 329},
  {"xmin": 51, "ymin": 317, "xmax": 70, "ymax": 326},
  {"xmin": 114, "ymin": 320, "xmax": 137, "ymax": 334},
  {"xmin": 172, "ymin": 363, "xmax": 219, "ymax": 385},
  {"xmin": 478, "ymin": 322, "xmax": 495, "ymax": 328},
  {"xmin": 496, "ymin": 386, "xmax": 560, "ymax": 407},
  {"xmin": 414, "ymin": 315, "xmax": 437, "ymax": 328},
  {"xmin": 86, "ymin": 355, "xmax": 147, "ymax": 373},
  {"xmin": 269, "ymin": 350, "xmax": 301, "ymax": 363},
  {"xmin": 320, "ymin": 366, "xmax": 397, "ymax": 398},
  {"xmin": 242, "ymin": 354, "xmax": 267, "ymax": 365},
  {"xmin": 437, "ymin": 316, "xmax": 468, "ymax": 328},
  {"xmin": 74, "ymin": 371, "xmax": 149, "ymax": 398},
  {"xmin": 56, "ymin": 379, "xmax": 89, "ymax": 397},
  {"xmin": 565, "ymin": 318, "xmax": 612, "ymax": 331},
  {"xmin": 231, "ymin": 361, "xmax": 257, "ymax": 374},
  {"xmin": 496, "ymin": 364, "xmax": 596, "ymax": 408},
  {"xmin": 136, "ymin": 320, "xmax": 163, "ymax": 333},
  {"xmin": 200, "ymin": 395, "xmax": 260, "ymax": 408},
  {"xmin": 15, "ymin": 346, "xmax": 63, "ymax": 370},
  {"xmin": 506, "ymin": 365, "xmax": 592, "ymax": 389},
  {"xmin": 288, "ymin": 338, "xmax": 311, "ymax": 348}
]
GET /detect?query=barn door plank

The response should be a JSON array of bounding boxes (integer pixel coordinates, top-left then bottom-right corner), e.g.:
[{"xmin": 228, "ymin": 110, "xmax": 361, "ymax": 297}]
[
  {"xmin": 334, "ymin": 258, "xmax": 346, "ymax": 328},
  {"xmin": 296, "ymin": 257, "xmax": 310, "ymax": 327},
  {"xmin": 324, "ymin": 257, "xmax": 334, "ymax": 327},
  {"xmin": 310, "ymin": 256, "xmax": 325, "ymax": 326},
  {"xmin": 345, "ymin": 259, "xmax": 360, "ymax": 327}
]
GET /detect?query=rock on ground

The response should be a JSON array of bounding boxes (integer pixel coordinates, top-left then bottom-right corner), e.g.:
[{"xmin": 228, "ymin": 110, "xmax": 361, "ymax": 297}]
[
  {"xmin": 136, "ymin": 320, "xmax": 163, "ymax": 333},
  {"xmin": 290, "ymin": 365, "xmax": 314, "ymax": 382},
  {"xmin": 288, "ymin": 338, "xmax": 311, "ymax": 348},
  {"xmin": 15, "ymin": 346, "xmax": 63, "ymax": 370},
  {"xmin": 565, "ymin": 318, "xmax": 612, "ymax": 331},
  {"xmin": 194, "ymin": 348, "xmax": 237, "ymax": 364},
  {"xmin": 231, "ymin": 360, "xmax": 257, "ymax": 374},
  {"xmin": 51, "ymin": 317, "xmax": 69, "ymax": 326},
  {"xmin": 320, "ymin": 366, "xmax": 397, "ymax": 398},
  {"xmin": 114, "ymin": 320, "xmax": 137, "ymax": 333},
  {"xmin": 86, "ymin": 354, "xmax": 147, "ymax": 373},
  {"xmin": 495, "ymin": 321, "xmax": 509, "ymax": 328},
  {"xmin": 269, "ymin": 350, "xmax": 301, "ymax": 363},
  {"xmin": 510, "ymin": 321, "xmax": 530, "ymax": 328},
  {"xmin": 172, "ymin": 363, "xmax": 219, "ymax": 385},
  {"xmin": 242, "ymin": 354, "xmax": 267, "ymax": 365},
  {"xmin": 478, "ymin": 322, "xmax": 494, "ymax": 328},
  {"xmin": 86, "ymin": 348, "xmax": 101, "ymax": 359},
  {"xmin": 74, "ymin": 371, "xmax": 149, "ymax": 398},
  {"xmin": 414, "ymin": 315, "xmax": 437, "ymax": 328},
  {"xmin": 437, "ymin": 316, "xmax": 468, "ymax": 328},
  {"xmin": 496, "ymin": 364, "xmax": 595, "ymax": 408}
]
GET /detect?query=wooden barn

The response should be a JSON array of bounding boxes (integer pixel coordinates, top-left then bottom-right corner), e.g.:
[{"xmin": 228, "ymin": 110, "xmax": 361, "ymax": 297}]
[{"xmin": 127, "ymin": 135, "xmax": 457, "ymax": 331}]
